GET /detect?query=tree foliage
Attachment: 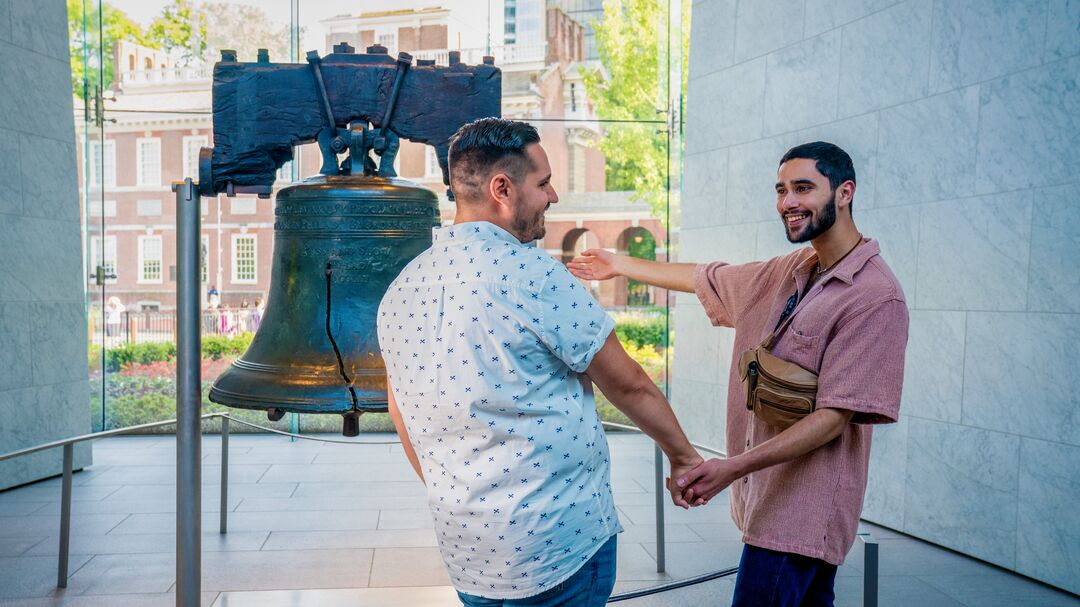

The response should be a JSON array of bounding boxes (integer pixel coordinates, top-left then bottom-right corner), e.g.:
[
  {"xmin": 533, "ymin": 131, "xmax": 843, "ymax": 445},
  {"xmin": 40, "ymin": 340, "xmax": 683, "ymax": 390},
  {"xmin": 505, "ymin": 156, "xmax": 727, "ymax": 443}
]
[
  {"xmin": 147, "ymin": 0, "xmax": 207, "ymax": 66},
  {"xmin": 67, "ymin": 0, "xmax": 157, "ymax": 95},
  {"xmin": 202, "ymin": 2, "xmax": 294, "ymax": 64},
  {"xmin": 581, "ymin": 0, "xmax": 690, "ymax": 223}
]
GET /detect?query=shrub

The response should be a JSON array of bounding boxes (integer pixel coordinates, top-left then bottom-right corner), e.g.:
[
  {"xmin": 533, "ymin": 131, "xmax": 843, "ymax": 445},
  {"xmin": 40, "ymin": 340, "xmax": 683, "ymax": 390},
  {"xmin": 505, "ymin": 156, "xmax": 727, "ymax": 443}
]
[
  {"xmin": 614, "ymin": 313, "xmax": 671, "ymax": 349},
  {"xmin": 202, "ymin": 333, "xmax": 254, "ymax": 360},
  {"xmin": 104, "ymin": 342, "xmax": 177, "ymax": 371}
]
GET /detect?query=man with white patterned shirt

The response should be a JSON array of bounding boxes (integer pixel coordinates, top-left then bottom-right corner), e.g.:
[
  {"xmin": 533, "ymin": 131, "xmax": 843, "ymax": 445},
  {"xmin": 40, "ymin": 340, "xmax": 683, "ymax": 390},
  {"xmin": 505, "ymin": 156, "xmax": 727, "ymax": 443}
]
[{"xmin": 377, "ymin": 118, "xmax": 703, "ymax": 606}]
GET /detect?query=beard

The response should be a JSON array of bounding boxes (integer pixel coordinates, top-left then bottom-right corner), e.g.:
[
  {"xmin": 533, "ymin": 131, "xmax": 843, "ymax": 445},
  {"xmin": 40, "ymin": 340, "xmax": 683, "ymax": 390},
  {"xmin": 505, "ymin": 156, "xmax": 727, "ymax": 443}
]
[
  {"xmin": 785, "ymin": 195, "xmax": 837, "ymax": 243},
  {"xmin": 511, "ymin": 202, "xmax": 549, "ymax": 242}
]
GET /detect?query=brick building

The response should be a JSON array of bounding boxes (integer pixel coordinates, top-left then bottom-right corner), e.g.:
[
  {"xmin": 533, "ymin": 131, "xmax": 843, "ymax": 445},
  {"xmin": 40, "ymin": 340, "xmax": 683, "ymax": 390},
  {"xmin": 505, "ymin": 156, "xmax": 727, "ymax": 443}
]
[{"xmin": 76, "ymin": 4, "xmax": 666, "ymax": 319}]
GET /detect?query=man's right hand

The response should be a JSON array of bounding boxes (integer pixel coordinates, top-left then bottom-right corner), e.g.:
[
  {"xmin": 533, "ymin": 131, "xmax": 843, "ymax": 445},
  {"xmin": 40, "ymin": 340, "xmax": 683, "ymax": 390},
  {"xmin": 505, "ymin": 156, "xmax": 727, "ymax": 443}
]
[{"xmin": 567, "ymin": 249, "xmax": 620, "ymax": 280}]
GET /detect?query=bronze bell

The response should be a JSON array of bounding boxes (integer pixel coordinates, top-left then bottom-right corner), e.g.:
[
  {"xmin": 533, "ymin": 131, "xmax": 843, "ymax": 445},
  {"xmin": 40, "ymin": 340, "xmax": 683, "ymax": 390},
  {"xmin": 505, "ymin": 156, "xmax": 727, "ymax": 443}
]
[{"xmin": 208, "ymin": 175, "xmax": 439, "ymax": 435}]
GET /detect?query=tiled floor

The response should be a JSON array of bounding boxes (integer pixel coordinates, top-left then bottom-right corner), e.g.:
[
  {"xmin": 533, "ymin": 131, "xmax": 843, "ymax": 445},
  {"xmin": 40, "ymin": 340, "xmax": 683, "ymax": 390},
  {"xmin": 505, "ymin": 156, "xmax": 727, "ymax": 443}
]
[{"xmin": 0, "ymin": 433, "xmax": 1076, "ymax": 606}]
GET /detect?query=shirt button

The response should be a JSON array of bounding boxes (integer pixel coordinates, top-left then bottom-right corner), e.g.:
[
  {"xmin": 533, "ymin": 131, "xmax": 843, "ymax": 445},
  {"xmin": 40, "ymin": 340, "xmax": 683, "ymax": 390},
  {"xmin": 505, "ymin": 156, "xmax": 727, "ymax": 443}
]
[
  {"xmin": 746, "ymin": 440, "xmax": 751, "ymax": 447},
  {"xmin": 743, "ymin": 477, "xmax": 748, "ymax": 484}
]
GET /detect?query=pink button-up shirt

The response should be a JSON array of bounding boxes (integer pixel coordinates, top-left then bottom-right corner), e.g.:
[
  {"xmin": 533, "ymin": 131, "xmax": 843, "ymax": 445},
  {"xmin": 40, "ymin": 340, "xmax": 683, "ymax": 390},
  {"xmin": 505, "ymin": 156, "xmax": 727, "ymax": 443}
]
[{"xmin": 693, "ymin": 238, "xmax": 908, "ymax": 565}]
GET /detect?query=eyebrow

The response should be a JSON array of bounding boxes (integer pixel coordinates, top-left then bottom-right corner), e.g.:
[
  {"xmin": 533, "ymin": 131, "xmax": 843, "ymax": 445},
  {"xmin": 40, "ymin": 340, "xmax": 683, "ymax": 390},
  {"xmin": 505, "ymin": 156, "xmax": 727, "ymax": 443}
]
[{"xmin": 776, "ymin": 178, "xmax": 816, "ymax": 189}]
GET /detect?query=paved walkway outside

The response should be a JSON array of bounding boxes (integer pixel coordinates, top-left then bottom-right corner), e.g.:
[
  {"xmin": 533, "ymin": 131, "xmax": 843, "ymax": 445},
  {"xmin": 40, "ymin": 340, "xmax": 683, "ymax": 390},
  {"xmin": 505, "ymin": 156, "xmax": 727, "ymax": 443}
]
[{"xmin": 0, "ymin": 433, "xmax": 1076, "ymax": 606}]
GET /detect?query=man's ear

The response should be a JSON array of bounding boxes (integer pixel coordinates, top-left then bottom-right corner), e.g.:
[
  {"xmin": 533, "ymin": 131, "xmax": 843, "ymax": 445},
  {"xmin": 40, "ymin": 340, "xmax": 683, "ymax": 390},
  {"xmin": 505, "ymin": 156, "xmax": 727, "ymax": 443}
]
[
  {"xmin": 488, "ymin": 173, "xmax": 514, "ymax": 211},
  {"xmin": 836, "ymin": 179, "xmax": 856, "ymax": 210}
]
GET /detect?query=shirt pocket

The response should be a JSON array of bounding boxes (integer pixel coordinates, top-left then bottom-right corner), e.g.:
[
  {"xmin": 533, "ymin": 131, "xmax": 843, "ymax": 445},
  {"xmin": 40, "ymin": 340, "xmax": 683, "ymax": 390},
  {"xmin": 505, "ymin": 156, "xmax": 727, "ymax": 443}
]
[{"xmin": 782, "ymin": 329, "xmax": 823, "ymax": 371}]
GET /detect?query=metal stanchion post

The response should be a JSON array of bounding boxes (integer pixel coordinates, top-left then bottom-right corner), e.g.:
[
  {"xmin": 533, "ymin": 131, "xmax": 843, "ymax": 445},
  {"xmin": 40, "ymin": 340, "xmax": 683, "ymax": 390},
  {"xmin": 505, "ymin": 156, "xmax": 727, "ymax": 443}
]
[
  {"xmin": 654, "ymin": 443, "xmax": 666, "ymax": 573},
  {"xmin": 174, "ymin": 178, "xmax": 201, "ymax": 607},
  {"xmin": 57, "ymin": 444, "xmax": 73, "ymax": 588},
  {"xmin": 220, "ymin": 415, "xmax": 229, "ymax": 534},
  {"xmin": 858, "ymin": 533, "xmax": 878, "ymax": 607}
]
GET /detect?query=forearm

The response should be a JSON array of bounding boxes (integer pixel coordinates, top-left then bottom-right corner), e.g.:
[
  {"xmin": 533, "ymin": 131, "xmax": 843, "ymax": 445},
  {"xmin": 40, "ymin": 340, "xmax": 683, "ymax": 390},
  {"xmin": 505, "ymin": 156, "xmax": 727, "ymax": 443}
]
[
  {"xmin": 386, "ymin": 380, "xmax": 424, "ymax": 483},
  {"xmin": 614, "ymin": 257, "xmax": 698, "ymax": 293},
  {"xmin": 605, "ymin": 379, "xmax": 699, "ymax": 466},
  {"xmin": 730, "ymin": 408, "xmax": 853, "ymax": 476}
]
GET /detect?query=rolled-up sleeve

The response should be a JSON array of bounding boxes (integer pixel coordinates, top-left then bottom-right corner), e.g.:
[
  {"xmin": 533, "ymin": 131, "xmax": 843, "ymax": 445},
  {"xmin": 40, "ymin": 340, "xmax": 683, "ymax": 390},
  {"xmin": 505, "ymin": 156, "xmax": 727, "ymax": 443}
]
[
  {"xmin": 536, "ymin": 263, "xmax": 615, "ymax": 373},
  {"xmin": 693, "ymin": 260, "xmax": 772, "ymax": 328},
  {"xmin": 815, "ymin": 298, "xmax": 909, "ymax": 424}
]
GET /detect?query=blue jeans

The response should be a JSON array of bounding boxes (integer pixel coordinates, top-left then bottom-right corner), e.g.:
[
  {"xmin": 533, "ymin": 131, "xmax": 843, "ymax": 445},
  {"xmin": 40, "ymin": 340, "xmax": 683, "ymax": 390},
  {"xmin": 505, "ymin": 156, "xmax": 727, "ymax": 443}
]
[
  {"xmin": 732, "ymin": 544, "xmax": 837, "ymax": 607},
  {"xmin": 457, "ymin": 535, "xmax": 617, "ymax": 607}
]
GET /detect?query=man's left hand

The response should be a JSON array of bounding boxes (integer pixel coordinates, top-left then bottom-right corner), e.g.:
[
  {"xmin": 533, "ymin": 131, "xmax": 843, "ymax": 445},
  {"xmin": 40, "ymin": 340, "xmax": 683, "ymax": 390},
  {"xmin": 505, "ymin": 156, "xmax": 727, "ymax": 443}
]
[
  {"xmin": 676, "ymin": 457, "xmax": 743, "ymax": 506},
  {"xmin": 666, "ymin": 455, "xmax": 705, "ymax": 509}
]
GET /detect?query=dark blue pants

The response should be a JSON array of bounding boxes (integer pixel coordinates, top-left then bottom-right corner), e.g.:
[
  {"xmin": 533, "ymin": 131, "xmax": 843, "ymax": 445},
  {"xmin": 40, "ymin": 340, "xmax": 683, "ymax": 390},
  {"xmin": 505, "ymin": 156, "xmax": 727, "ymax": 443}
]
[{"xmin": 732, "ymin": 544, "xmax": 838, "ymax": 607}]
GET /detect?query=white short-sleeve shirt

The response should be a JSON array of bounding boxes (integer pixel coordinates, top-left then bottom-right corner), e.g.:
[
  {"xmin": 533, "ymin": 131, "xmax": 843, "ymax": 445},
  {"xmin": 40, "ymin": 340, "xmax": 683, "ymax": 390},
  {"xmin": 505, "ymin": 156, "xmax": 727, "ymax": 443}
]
[{"xmin": 377, "ymin": 221, "xmax": 620, "ymax": 599}]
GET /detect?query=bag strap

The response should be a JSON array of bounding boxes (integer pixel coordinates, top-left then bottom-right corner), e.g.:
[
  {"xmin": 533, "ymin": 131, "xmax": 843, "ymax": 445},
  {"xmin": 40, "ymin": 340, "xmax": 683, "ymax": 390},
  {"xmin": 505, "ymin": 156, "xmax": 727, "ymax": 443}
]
[{"xmin": 762, "ymin": 291, "xmax": 801, "ymax": 350}]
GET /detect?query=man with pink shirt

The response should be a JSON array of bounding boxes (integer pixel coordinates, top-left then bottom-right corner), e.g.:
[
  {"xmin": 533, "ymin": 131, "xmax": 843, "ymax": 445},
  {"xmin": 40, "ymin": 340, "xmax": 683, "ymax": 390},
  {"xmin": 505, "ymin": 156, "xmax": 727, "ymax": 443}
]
[{"xmin": 569, "ymin": 142, "xmax": 908, "ymax": 606}]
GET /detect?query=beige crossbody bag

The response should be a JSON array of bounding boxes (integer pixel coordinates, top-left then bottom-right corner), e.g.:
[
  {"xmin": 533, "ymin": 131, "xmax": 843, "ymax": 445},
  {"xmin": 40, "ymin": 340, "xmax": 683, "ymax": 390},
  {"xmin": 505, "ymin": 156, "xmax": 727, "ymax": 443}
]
[{"xmin": 737, "ymin": 293, "xmax": 818, "ymax": 430}]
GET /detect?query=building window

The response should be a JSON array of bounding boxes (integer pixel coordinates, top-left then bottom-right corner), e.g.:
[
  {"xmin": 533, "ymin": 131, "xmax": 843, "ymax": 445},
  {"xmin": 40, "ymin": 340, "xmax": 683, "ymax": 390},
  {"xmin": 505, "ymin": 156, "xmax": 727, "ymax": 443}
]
[
  {"xmin": 424, "ymin": 146, "xmax": 441, "ymax": 178},
  {"xmin": 182, "ymin": 135, "xmax": 208, "ymax": 179},
  {"xmin": 137, "ymin": 199, "xmax": 162, "ymax": 216},
  {"xmin": 90, "ymin": 140, "xmax": 116, "ymax": 187},
  {"xmin": 201, "ymin": 235, "xmax": 210, "ymax": 284},
  {"xmin": 88, "ymin": 199, "xmax": 117, "ymax": 217},
  {"xmin": 276, "ymin": 159, "xmax": 293, "ymax": 183},
  {"xmin": 137, "ymin": 138, "xmax": 162, "ymax": 186},
  {"xmin": 138, "ymin": 235, "xmax": 163, "ymax": 283},
  {"xmin": 376, "ymin": 31, "xmax": 396, "ymax": 53},
  {"xmin": 568, "ymin": 144, "xmax": 586, "ymax": 193},
  {"xmin": 231, "ymin": 198, "xmax": 257, "ymax": 215},
  {"xmin": 90, "ymin": 235, "xmax": 117, "ymax": 283},
  {"xmin": 232, "ymin": 234, "xmax": 257, "ymax": 284}
]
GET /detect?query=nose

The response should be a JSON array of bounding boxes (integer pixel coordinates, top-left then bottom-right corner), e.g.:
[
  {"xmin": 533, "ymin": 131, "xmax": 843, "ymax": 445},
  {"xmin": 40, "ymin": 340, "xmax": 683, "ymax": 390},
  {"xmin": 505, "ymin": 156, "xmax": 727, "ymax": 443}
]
[{"xmin": 548, "ymin": 185, "xmax": 559, "ymax": 205}]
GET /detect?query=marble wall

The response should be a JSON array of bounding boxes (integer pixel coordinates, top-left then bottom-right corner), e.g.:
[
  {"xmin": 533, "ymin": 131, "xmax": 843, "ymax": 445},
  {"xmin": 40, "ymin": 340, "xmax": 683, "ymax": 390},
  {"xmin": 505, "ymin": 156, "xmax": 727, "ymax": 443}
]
[
  {"xmin": 0, "ymin": 0, "xmax": 92, "ymax": 489},
  {"xmin": 677, "ymin": 0, "xmax": 1079, "ymax": 593}
]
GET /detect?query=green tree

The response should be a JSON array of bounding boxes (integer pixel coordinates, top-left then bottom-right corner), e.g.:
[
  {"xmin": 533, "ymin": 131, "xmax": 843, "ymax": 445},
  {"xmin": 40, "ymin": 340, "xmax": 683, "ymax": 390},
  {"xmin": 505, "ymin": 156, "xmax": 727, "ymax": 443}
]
[
  {"xmin": 147, "ymin": 0, "xmax": 207, "ymax": 66},
  {"xmin": 581, "ymin": 0, "xmax": 690, "ymax": 223},
  {"xmin": 67, "ymin": 0, "xmax": 157, "ymax": 95},
  {"xmin": 203, "ymin": 3, "xmax": 293, "ymax": 64}
]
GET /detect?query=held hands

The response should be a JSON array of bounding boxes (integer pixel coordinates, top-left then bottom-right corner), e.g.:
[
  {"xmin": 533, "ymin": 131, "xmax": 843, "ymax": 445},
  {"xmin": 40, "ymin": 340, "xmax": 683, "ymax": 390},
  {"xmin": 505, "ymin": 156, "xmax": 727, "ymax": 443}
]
[
  {"xmin": 674, "ymin": 457, "xmax": 743, "ymax": 507},
  {"xmin": 567, "ymin": 249, "xmax": 620, "ymax": 281},
  {"xmin": 665, "ymin": 454, "xmax": 704, "ymax": 509}
]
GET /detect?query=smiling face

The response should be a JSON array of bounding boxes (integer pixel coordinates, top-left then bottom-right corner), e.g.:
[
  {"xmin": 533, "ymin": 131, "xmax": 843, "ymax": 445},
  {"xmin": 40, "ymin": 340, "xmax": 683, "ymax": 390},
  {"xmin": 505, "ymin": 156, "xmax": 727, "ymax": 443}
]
[
  {"xmin": 775, "ymin": 157, "xmax": 842, "ymax": 243},
  {"xmin": 508, "ymin": 143, "xmax": 559, "ymax": 242}
]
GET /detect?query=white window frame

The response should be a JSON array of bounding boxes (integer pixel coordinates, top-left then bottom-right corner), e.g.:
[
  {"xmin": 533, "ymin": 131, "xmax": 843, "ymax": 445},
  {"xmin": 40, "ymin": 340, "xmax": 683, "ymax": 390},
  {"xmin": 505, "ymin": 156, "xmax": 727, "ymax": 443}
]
[
  {"xmin": 276, "ymin": 159, "xmax": 293, "ymax": 183},
  {"xmin": 88, "ymin": 199, "xmax": 117, "ymax": 217},
  {"xmin": 137, "ymin": 199, "xmax": 162, "ymax": 216},
  {"xmin": 230, "ymin": 198, "xmax": 257, "ymax": 215},
  {"xmin": 90, "ymin": 140, "xmax": 116, "ymax": 188},
  {"xmin": 90, "ymin": 235, "xmax": 118, "ymax": 284},
  {"xmin": 182, "ymin": 135, "xmax": 208, "ymax": 179},
  {"xmin": 424, "ymin": 146, "xmax": 441, "ymax": 178},
  {"xmin": 137, "ymin": 234, "xmax": 163, "ymax": 284},
  {"xmin": 201, "ymin": 235, "xmax": 210, "ymax": 284},
  {"xmin": 231, "ymin": 233, "xmax": 257, "ymax": 285},
  {"xmin": 136, "ymin": 137, "xmax": 162, "ymax": 186},
  {"xmin": 376, "ymin": 30, "xmax": 397, "ymax": 53}
]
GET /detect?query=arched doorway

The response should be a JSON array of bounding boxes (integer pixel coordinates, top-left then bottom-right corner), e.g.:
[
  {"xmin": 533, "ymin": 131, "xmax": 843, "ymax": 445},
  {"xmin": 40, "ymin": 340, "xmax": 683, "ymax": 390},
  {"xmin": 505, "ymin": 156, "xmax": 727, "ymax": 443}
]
[
  {"xmin": 616, "ymin": 227, "xmax": 658, "ymax": 307},
  {"xmin": 560, "ymin": 228, "xmax": 594, "ymax": 264}
]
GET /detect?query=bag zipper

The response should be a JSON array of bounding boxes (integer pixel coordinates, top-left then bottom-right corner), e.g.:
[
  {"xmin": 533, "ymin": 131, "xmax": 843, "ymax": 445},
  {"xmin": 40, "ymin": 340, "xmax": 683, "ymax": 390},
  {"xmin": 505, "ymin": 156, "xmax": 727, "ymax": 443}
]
[{"xmin": 753, "ymin": 362, "xmax": 816, "ymax": 393}]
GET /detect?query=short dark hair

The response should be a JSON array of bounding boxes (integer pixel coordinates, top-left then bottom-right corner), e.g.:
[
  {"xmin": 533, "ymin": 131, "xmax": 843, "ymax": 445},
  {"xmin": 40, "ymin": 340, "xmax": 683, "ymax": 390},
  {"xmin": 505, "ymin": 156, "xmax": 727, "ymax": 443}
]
[
  {"xmin": 448, "ymin": 118, "xmax": 540, "ymax": 202},
  {"xmin": 779, "ymin": 141, "xmax": 856, "ymax": 206}
]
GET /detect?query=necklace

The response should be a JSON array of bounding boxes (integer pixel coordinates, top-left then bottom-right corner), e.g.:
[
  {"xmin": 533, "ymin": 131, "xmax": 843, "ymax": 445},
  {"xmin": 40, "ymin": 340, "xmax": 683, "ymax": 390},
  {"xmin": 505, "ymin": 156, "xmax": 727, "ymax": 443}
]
[{"xmin": 816, "ymin": 233, "xmax": 863, "ymax": 275}]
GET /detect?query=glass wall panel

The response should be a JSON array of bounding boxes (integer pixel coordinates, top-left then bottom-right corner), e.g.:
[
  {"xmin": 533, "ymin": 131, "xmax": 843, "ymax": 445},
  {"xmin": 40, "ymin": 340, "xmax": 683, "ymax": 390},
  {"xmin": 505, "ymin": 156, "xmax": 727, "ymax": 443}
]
[{"xmin": 69, "ymin": 0, "xmax": 688, "ymax": 435}]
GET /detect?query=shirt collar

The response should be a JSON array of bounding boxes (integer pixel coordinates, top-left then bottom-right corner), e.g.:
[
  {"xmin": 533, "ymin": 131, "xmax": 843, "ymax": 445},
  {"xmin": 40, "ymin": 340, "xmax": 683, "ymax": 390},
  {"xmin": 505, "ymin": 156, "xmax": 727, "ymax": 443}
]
[
  {"xmin": 432, "ymin": 221, "xmax": 523, "ymax": 246},
  {"xmin": 794, "ymin": 238, "xmax": 880, "ymax": 286}
]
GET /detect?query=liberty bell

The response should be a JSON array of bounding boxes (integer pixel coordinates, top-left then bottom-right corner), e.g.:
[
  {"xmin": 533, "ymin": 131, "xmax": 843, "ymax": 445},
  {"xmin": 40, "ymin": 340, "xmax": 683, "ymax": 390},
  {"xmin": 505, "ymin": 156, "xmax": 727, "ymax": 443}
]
[{"xmin": 197, "ymin": 45, "xmax": 501, "ymax": 435}]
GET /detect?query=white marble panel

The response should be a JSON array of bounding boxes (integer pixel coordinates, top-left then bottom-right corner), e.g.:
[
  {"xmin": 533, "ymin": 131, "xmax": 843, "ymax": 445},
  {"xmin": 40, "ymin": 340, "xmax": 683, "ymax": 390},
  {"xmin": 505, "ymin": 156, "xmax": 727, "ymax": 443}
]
[
  {"xmin": 688, "ymin": 0, "xmax": 736, "ymax": 76},
  {"xmin": 19, "ymin": 134, "xmax": 78, "ymax": 222},
  {"xmin": 838, "ymin": 0, "xmax": 932, "ymax": 117},
  {"xmin": 1028, "ymin": 185, "xmax": 1080, "ymax": 313},
  {"xmin": 962, "ymin": 312, "xmax": 1080, "ymax": 445},
  {"xmin": 673, "ymin": 304, "xmax": 723, "ymax": 384},
  {"xmin": 763, "ymin": 31, "xmax": 841, "ymax": 136},
  {"xmin": 804, "ymin": 0, "xmax": 901, "ymax": 38},
  {"xmin": 1017, "ymin": 438, "xmax": 1080, "ymax": 595},
  {"xmin": 903, "ymin": 418, "xmax": 1019, "ymax": 569},
  {"xmin": 876, "ymin": 86, "xmax": 979, "ymax": 207},
  {"xmin": 0, "ymin": 42, "xmax": 74, "ymax": 143},
  {"xmin": 0, "ymin": 302, "xmax": 32, "ymax": 392},
  {"xmin": 669, "ymin": 378, "xmax": 728, "ymax": 455},
  {"xmin": 853, "ymin": 204, "xmax": 919, "ymax": 303},
  {"xmin": 675, "ymin": 224, "xmax": 757, "ymax": 266},
  {"xmin": 0, "ymin": 215, "xmax": 85, "ymax": 303},
  {"xmin": 10, "ymin": 0, "xmax": 69, "ymax": 61},
  {"xmin": 732, "ymin": 0, "xmax": 806, "ymax": 63},
  {"xmin": 915, "ymin": 191, "xmax": 1031, "ymax": 311},
  {"xmin": 725, "ymin": 137, "xmax": 797, "ymax": 224},
  {"xmin": 30, "ymin": 302, "xmax": 87, "ymax": 384},
  {"xmin": 708, "ymin": 57, "xmax": 767, "ymax": 149},
  {"xmin": 0, "ymin": 129, "xmax": 20, "ymax": 215},
  {"xmin": 929, "ymin": 0, "xmax": 1047, "ymax": 93},
  {"xmin": 0, "ymin": 381, "xmax": 93, "ymax": 490},
  {"xmin": 797, "ymin": 112, "xmax": 881, "ymax": 210},
  {"xmin": 1045, "ymin": 0, "xmax": 1080, "ymax": 61},
  {"xmin": 861, "ymin": 416, "xmax": 907, "ymax": 529},
  {"xmin": 900, "ymin": 311, "xmax": 964, "ymax": 423},
  {"xmin": 975, "ymin": 56, "xmax": 1080, "ymax": 195},
  {"xmin": 0, "ymin": 0, "xmax": 10, "ymax": 43},
  {"xmin": 682, "ymin": 147, "xmax": 728, "ymax": 229}
]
